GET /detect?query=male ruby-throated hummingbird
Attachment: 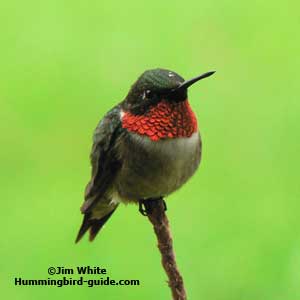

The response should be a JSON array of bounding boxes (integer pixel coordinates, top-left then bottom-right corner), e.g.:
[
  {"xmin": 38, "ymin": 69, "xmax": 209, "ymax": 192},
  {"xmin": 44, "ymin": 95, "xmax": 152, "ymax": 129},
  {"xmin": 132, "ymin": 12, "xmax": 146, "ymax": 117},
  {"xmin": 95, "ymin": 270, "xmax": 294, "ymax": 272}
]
[{"xmin": 76, "ymin": 68, "xmax": 215, "ymax": 243}]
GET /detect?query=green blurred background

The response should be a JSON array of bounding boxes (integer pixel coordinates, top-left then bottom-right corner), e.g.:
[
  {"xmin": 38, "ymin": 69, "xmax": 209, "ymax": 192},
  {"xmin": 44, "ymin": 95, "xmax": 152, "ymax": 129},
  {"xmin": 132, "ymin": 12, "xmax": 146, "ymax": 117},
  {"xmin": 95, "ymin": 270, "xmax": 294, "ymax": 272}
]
[{"xmin": 1, "ymin": 0, "xmax": 299, "ymax": 299}]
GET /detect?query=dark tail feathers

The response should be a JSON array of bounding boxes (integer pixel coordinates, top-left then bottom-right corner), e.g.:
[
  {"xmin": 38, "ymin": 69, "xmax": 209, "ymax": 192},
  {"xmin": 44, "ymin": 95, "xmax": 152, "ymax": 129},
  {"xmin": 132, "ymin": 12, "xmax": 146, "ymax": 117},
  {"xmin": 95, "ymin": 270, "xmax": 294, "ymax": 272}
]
[{"xmin": 75, "ymin": 208, "xmax": 117, "ymax": 243}]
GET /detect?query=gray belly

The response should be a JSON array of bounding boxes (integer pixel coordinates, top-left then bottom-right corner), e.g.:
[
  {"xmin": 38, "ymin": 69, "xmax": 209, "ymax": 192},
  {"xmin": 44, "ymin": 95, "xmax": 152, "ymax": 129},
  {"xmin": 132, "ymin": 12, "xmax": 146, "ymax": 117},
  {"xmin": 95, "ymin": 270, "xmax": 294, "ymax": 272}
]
[{"xmin": 116, "ymin": 132, "xmax": 201, "ymax": 201}]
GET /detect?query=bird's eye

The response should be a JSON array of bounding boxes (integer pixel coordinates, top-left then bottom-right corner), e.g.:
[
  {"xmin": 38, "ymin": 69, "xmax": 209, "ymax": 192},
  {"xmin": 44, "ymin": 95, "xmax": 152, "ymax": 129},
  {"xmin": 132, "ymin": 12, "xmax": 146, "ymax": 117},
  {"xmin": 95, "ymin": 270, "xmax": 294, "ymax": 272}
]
[
  {"xmin": 142, "ymin": 89, "xmax": 154, "ymax": 100},
  {"xmin": 145, "ymin": 90, "xmax": 153, "ymax": 98}
]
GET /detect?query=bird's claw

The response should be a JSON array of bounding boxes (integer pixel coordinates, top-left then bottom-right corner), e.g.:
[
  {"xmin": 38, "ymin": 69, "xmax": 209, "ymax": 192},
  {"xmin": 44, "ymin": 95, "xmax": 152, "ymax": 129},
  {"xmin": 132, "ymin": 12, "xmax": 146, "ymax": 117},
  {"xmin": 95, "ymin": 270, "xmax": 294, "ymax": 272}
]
[
  {"xmin": 139, "ymin": 200, "xmax": 148, "ymax": 216},
  {"xmin": 162, "ymin": 199, "xmax": 167, "ymax": 211},
  {"xmin": 138, "ymin": 198, "xmax": 167, "ymax": 216}
]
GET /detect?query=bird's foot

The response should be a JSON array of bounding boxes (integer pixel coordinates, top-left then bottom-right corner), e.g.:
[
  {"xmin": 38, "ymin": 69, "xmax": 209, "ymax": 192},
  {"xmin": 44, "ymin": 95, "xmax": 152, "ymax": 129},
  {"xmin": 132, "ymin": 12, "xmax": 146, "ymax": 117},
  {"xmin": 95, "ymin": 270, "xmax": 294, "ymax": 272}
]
[{"xmin": 138, "ymin": 198, "xmax": 167, "ymax": 216}]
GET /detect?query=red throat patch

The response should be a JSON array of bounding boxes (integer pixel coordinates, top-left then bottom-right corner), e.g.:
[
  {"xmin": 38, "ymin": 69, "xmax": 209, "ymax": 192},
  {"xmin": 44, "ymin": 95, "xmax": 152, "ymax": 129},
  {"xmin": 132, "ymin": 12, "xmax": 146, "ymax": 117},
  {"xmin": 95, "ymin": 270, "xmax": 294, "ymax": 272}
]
[{"xmin": 122, "ymin": 100, "xmax": 198, "ymax": 141}]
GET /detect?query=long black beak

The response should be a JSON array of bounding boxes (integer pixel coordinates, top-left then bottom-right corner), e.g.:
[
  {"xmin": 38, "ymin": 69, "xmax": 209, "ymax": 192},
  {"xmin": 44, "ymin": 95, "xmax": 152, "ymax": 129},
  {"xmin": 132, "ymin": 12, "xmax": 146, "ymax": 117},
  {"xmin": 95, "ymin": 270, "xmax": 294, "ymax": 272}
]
[{"xmin": 174, "ymin": 71, "xmax": 215, "ymax": 91}]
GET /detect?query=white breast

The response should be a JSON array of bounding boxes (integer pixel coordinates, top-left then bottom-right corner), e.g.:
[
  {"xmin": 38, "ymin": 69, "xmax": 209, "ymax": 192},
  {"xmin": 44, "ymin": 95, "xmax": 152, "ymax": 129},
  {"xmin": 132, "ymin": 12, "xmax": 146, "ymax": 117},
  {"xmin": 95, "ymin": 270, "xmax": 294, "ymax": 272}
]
[{"xmin": 133, "ymin": 132, "xmax": 200, "ymax": 159}]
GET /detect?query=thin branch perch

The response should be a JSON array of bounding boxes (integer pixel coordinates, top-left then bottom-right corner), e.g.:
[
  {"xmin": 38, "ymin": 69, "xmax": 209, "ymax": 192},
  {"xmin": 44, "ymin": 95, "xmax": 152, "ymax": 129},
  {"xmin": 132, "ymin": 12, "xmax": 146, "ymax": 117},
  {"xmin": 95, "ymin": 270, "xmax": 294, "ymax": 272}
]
[{"xmin": 143, "ymin": 198, "xmax": 187, "ymax": 300}]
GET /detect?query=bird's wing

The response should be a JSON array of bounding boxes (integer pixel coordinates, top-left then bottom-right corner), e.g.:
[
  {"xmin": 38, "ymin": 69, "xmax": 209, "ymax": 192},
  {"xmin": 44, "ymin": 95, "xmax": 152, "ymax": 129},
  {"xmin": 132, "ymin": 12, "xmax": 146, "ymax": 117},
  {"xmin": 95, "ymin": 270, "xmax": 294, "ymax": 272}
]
[{"xmin": 80, "ymin": 105, "xmax": 122, "ymax": 214}]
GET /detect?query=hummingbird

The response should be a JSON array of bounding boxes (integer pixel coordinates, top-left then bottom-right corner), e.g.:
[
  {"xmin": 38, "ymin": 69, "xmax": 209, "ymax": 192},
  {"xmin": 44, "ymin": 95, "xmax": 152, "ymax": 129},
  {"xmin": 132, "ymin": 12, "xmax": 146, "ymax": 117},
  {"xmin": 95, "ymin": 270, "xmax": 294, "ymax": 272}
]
[{"xmin": 75, "ymin": 68, "xmax": 215, "ymax": 243}]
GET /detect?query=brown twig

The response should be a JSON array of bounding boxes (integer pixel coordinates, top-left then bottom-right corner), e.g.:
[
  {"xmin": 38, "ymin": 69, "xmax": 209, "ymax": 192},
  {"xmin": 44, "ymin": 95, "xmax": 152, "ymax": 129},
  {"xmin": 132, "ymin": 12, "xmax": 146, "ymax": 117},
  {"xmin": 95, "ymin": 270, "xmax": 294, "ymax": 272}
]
[{"xmin": 143, "ymin": 198, "xmax": 187, "ymax": 300}]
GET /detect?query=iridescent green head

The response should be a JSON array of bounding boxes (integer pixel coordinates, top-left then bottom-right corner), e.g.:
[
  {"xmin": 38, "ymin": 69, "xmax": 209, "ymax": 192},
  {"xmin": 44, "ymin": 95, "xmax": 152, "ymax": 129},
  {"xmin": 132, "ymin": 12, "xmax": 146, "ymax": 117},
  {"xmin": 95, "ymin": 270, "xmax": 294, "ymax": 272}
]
[
  {"xmin": 123, "ymin": 68, "xmax": 215, "ymax": 114},
  {"xmin": 133, "ymin": 68, "xmax": 185, "ymax": 92}
]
